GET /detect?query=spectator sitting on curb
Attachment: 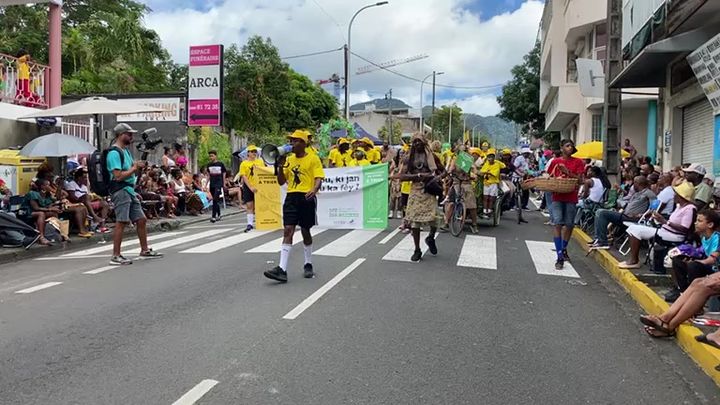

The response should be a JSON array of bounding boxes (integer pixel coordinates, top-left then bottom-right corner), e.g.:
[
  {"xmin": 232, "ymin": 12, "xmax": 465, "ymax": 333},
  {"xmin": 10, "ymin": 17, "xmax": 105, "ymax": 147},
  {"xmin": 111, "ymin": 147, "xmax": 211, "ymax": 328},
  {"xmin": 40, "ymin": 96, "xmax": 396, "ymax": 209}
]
[
  {"xmin": 618, "ymin": 181, "xmax": 696, "ymax": 269},
  {"xmin": 664, "ymin": 209, "xmax": 720, "ymax": 302},
  {"xmin": 589, "ymin": 176, "xmax": 656, "ymax": 250}
]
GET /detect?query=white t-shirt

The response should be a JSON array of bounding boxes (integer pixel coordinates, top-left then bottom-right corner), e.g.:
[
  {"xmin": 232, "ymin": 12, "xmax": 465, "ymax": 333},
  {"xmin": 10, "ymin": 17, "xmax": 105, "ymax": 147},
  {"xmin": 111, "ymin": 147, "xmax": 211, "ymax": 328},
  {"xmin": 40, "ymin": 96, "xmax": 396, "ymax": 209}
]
[
  {"xmin": 64, "ymin": 180, "xmax": 88, "ymax": 200},
  {"xmin": 656, "ymin": 186, "xmax": 675, "ymax": 216}
]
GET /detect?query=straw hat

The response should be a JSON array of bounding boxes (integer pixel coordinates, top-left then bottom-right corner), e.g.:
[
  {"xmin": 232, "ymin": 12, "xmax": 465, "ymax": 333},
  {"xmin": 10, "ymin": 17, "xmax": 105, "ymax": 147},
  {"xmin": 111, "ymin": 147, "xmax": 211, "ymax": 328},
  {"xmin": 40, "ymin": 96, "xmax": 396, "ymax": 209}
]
[{"xmin": 672, "ymin": 181, "xmax": 695, "ymax": 202}]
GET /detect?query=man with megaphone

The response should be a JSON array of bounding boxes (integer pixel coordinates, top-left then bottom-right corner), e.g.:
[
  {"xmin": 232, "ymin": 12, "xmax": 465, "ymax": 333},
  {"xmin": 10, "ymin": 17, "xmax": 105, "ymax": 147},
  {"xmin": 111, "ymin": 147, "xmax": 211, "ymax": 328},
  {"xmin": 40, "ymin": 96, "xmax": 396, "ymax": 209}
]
[{"xmin": 263, "ymin": 130, "xmax": 325, "ymax": 283}]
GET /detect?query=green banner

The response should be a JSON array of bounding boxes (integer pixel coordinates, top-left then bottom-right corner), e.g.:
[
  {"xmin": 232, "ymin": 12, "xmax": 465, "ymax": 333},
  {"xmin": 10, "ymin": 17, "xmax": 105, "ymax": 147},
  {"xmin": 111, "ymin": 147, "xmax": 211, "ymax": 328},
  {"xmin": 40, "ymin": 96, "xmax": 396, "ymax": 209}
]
[
  {"xmin": 362, "ymin": 163, "xmax": 389, "ymax": 229},
  {"xmin": 455, "ymin": 151, "xmax": 474, "ymax": 173}
]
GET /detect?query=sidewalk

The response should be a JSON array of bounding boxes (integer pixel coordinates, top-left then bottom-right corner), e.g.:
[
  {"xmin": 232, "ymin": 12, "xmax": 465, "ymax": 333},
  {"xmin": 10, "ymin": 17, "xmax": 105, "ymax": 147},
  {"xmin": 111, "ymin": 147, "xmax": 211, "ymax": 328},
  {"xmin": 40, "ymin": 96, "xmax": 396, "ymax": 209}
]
[
  {"xmin": 0, "ymin": 207, "xmax": 245, "ymax": 266},
  {"xmin": 574, "ymin": 228, "xmax": 720, "ymax": 385}
]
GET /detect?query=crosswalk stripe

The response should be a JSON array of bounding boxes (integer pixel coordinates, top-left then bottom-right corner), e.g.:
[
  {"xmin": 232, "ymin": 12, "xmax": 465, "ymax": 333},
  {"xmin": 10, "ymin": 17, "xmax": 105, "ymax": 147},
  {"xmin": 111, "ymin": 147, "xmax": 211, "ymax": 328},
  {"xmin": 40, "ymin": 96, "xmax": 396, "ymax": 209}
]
[
  {"xmin": 378, "ymin": 228, "xmax": 400, "ymax": 245},
  {"xmin": 15, "ymin": 282, "xmax": 63, "ymax": 294},
  {"xmin": 61, "ymin": 231, "xmax": 185, "ymax": 257},
  {"xmin": 180, "ymin": 230, "xmax": 270, "ymax": 253},
  {"xmin": 123, "ymin": 229, "xmax": 233, "ymax": 255},
  {"xmin": 525, "ymin": 240, "xmax": 580, "ymax": 278},
  {"xmin": 457, "ymin": 235, "xmax": 497, "ymax": 269},
  {"xmin": 315, "ymin": 229, "xmax": 382, "ymax": 257},
  {"xmin": 245, "ymin": 229, "xmax": 326, "ymax": 253},
  {"xmin": 83, "ymin": 266, "xmax": 117, "ymax": 275},
  {"xmin": 382, "ymin": 232, "xmax": 436, "ymax": 262}
]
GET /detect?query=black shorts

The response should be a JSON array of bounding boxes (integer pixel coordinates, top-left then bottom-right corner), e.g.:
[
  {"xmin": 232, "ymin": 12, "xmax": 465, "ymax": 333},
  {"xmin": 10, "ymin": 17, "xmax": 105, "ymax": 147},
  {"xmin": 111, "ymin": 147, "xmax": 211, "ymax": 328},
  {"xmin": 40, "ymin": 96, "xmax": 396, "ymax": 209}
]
[
  {"xmin": 283, "ymin": 192, "xmax": 317, "ymax": 228},
  {"xmin": 400, "ymin": 193, "xmax": 409, "ymax": 209},
  {"xmin": 241, "ymin": 184, "xmax": 255, "ymax": 203}
]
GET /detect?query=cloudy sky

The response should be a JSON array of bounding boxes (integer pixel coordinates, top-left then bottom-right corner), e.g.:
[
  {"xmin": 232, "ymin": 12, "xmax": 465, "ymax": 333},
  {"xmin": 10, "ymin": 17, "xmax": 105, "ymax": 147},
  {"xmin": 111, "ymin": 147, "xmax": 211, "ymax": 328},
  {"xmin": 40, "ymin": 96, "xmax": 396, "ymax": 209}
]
[{"xmin": 142, "ymin": 0, "xmax": 543, "ymax": 116}]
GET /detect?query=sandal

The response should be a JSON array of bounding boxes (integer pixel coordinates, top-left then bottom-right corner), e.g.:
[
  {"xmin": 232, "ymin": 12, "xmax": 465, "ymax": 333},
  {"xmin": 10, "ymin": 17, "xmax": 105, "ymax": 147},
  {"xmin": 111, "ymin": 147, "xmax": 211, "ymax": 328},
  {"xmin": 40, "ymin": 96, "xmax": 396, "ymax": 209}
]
[
  {"xmin": 618, "ymin": 261, "xmax": 641, "ymax": 269},
  {"xmin": 38, "ymin": 237, "xmax": 53, "ymax": 247},
  {"xmin": 639, "ymin": 315, "xmax": 675, "ymax": 335},
  {"xmin": 644, "ymin": 326, "xmax": 675, "ymax": 338},
  {"xmin": 695, "ymin": 334, "xmax": 720, "ymax": 350}
]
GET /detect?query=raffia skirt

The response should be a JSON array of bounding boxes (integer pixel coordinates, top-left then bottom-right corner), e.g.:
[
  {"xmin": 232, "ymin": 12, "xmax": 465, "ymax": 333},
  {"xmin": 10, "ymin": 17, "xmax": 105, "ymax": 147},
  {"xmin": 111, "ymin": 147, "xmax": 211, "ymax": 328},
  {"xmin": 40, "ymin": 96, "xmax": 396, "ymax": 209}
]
[{"xmin": 405, "ymin": 182, "xmax": 440, "ymax": 227}]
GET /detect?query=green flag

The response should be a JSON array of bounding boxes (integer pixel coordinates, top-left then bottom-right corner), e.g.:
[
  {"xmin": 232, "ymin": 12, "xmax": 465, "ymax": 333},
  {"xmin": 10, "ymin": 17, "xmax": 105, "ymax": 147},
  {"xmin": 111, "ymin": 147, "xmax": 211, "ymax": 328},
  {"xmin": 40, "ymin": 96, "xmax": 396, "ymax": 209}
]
[{"xmin": 455, "ymin": 151, "xmax": 474, "ymax": 173}]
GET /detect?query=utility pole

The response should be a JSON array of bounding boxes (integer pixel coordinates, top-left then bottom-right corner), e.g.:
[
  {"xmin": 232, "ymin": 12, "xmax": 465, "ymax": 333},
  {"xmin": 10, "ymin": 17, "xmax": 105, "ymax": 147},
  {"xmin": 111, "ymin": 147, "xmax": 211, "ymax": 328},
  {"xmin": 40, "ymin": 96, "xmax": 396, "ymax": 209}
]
[
  {"xmin": 431, "ymin": 71, "xmax": 437, "ymax": 139},
  {"xmin": 602, "ymin": 0, "xmax": 623, "ymax": 176},
  {"xmin": 386, "ymin": 89, "xmax": 393, "ymax": 143},
  {"xmin": 343, "ymin": 44, "xmax": 349, "ymax": 119}
]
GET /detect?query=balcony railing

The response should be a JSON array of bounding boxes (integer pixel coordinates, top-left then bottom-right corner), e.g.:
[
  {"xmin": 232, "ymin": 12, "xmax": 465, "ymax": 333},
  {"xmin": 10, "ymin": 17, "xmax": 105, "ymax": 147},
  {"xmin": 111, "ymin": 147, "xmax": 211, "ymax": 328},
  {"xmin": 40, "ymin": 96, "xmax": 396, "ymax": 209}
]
[{"xmin": 0, "ymin": 52, "xmax": 49, "ymax": 109}]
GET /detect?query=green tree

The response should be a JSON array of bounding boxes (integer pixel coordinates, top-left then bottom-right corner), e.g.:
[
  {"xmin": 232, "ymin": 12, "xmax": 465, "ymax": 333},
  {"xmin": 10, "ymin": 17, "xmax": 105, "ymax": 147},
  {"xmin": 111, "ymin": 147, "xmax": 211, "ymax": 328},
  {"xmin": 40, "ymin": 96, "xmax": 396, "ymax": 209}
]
[
  {"xmin": 192, "ymin": 127, "xmax": 232, "ymax": 170},
  {"xmin": 379, "ymin": 121, "xmax": 402, "ymax": 143},
  {"xmin": 497, "ymin": 41, "xmax": 544, "ymax": 137},
  {"xmin": 431, "ymin": 105, "xmax": 463, "ymax": 143}
]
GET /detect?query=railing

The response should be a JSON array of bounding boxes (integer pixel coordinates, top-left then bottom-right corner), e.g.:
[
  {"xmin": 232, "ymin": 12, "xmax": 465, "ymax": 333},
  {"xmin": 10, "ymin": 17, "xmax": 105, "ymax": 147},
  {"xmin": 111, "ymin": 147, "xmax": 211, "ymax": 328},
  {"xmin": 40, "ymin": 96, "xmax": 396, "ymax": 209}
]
[
  {"xmin": 61, "ymin": 118, "xmax": 95, "ymax": 147},
  {"xmin": 0, "ymin": 52, "xmax": 49, "ymax": 109}
]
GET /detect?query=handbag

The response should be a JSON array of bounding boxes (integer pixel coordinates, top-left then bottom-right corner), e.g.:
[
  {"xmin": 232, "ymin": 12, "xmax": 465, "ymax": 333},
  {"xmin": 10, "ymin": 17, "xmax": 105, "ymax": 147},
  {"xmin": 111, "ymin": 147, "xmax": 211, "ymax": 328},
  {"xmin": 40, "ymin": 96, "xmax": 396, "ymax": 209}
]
[{"xmin": 423, "ymin": 177, "xmax": 443, "ymax": 197}]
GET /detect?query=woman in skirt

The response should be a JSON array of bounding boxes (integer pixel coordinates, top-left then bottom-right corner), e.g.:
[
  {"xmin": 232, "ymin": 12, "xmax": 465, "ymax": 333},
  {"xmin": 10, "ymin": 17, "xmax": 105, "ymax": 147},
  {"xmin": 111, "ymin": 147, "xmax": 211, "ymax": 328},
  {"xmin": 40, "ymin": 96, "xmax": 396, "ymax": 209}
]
[{"xmin": 399, "ymin": 133, "xmax": 445, "ymax": 261}]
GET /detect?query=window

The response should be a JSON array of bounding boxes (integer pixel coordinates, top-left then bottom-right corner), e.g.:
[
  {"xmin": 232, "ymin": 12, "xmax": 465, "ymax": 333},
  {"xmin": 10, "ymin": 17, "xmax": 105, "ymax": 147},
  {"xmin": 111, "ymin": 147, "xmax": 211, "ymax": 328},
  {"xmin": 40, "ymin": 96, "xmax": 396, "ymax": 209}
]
[
  {"xmin": 593, "ymin": 23, "xmax": 607, "ymax": 72},
  {"xmin": 592, "ymin": 114, "xmax": 603, "ymax": 141},
  {"xmin": 567, "ymin": 52, "xmax": 578, "ymax": 83}
]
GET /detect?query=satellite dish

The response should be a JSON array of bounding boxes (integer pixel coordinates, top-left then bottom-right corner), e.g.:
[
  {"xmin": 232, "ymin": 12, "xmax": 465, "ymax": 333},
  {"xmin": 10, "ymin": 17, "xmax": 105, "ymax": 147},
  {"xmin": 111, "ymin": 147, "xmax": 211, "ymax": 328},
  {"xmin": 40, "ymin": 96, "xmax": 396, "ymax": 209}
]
[{"xmin": 576, "ymin": 58, "xmax": 605, "ymax": 98}]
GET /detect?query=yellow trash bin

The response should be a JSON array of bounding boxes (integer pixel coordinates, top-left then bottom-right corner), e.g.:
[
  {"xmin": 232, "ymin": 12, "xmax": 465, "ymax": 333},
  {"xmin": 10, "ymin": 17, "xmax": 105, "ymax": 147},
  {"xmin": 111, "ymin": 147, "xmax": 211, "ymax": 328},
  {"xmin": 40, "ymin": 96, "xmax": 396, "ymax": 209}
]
[{"xmin": 0, "ymin": 150, "xmax": 46, "ymax": 195}]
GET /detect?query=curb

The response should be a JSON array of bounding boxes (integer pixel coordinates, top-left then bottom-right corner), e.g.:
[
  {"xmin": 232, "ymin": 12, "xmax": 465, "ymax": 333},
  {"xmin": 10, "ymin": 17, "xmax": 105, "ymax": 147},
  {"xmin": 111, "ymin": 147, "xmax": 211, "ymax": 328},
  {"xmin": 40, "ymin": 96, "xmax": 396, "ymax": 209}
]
[
  {"xmin": 573, "ymin": 228, "xmax": 720, "ymax": 385},
  {"xmin": 0, "ymin": 210, "xmax": 245, "ymax": 266}
]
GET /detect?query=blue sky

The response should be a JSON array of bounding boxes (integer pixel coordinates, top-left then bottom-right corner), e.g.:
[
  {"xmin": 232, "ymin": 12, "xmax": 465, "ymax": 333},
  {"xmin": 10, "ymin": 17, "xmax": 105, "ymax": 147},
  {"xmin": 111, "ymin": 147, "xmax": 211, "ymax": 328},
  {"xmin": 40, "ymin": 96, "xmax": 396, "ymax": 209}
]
[{"xmin": 142, "ymin": 0, "xmax": 543, "ymax": 115}]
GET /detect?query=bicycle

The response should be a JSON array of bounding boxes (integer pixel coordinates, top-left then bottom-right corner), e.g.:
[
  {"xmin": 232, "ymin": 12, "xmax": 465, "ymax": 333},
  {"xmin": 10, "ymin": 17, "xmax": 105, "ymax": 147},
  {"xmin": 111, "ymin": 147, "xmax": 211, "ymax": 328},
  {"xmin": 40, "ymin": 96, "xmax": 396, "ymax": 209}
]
[
  {"xmin": 512, "ymin": 177, "xmax": 528, "ymax": 224},
  {"xmin": 447, "ymin": 175, "xmax": 466, "ymax": 237}
]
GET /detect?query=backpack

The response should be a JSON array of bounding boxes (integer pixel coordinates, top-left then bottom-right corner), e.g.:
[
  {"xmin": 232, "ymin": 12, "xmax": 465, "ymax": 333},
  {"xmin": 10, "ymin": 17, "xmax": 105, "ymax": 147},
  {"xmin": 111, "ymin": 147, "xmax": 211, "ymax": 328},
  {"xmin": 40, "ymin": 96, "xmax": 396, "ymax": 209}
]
[{"xmin": 89, "ymin": 146, "xmax": 127, "ymax": 197}]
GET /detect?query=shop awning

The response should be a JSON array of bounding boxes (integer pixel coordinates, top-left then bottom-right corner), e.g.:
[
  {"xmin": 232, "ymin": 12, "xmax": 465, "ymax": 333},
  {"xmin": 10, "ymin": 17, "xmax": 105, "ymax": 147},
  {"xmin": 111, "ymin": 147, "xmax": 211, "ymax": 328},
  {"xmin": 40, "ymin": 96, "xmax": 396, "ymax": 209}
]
[{"xmin": 610, "ymin": 27, "xmax": 718, "ymax": 88}]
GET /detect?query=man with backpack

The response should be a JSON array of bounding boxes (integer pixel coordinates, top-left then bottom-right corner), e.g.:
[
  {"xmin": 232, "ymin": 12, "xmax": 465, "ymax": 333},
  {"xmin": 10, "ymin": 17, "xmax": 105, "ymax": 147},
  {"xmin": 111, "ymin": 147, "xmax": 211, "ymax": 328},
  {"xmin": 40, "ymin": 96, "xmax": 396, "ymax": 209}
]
[{"xmin": 106, "ymin": 123, "xmax": 163, "ymax": 265}]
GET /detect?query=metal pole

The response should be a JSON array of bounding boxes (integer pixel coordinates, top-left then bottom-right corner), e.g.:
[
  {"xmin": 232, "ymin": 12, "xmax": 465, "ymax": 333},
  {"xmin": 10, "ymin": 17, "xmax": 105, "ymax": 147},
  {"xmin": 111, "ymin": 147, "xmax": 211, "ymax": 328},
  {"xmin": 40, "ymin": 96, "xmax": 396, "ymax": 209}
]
[
  {"xmin": 431, "ymin": 72, "xmax": 436, "ymax": 138},
  {"xmin": 48, "ymin": 3, "xmax": 62, "ymax": 107},
  {"xmin": 388, "ymin": 88, "xmax": 393, "ymax": 143},
  {"xmin": 343, "ymin": 44, "xmax": 349, "ymax": 119},
  {"xmin": 345, "ymin": 2, "xmax": 389, "ymax": 120},
  {"xmin": 448, "ymin": 106, "xmax": 452, "ymax": 144}
]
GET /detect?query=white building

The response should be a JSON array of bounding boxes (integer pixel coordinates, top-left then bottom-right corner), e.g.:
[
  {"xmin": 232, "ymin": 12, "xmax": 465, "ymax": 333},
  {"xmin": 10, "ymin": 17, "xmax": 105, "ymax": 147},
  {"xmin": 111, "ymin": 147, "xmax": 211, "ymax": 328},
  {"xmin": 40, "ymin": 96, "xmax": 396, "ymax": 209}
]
[{"xmin": 538, "ymin": 0, "xmax": 657, "ymax": 155}]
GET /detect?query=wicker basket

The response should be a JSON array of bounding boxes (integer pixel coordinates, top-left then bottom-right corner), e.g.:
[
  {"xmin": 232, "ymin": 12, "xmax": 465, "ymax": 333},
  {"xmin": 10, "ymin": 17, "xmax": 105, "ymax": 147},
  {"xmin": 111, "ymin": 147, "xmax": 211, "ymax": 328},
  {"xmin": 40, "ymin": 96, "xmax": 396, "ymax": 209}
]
[{"xmin": 522, "ymin": 177, "xmax": 578, "ymax": 193}]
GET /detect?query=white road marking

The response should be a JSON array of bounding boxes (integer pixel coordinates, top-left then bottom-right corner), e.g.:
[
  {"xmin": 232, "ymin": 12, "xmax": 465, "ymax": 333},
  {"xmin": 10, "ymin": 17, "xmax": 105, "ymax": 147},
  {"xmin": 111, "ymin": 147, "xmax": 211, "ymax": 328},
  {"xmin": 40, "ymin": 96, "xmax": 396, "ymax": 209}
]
[
  {"xmin": 381, "ymin": 232, "xmax": 436, "ymax": 262},
  {"xmin": 184, "ymin": 222, "xmax": 245, "ymax": 229},
  {"xmin": 245, "ymin": 229, "xmax": 326, "ymax": 253},
  {"xmin": 60, "ymin": 232, "xmax": 185, "ymax": 257},
  {"xmin": 35, "ymin": 255, "xmax": 112, "ymax": 261},
  {"xmin": 15, "ymin": 282, "xmax": 63, "ymax": 294},
  {"xmin": 378, "ymin": 227, "xmax": 400, "ymax": 245},
  {"xmin": 82, "ymin": 266, "xmax": 117, "ymax": 275},
  {"xmin": 315, "ymin": 230, "xmax": 382, "ymax": 257},
  {"xmin": 529, "ymin": 196, "xmax": 550, "ymax": 217},
  {"xmin": 181, "ymin": 230, "xmax": 270, "ymax": 253},
  {"xmin": 172, "ymin": 379, "xmax": 219, "ymax": 405},
  {"xmin": 123, "ymin": 229, "xmax": 233, "ymax": 255},
  {"xmin": 457, "ymin": 235, "xmax": 497, "ymax": 269},
  {"xmin": 283, "ymin": 258, "xmax": 365, "ymax": 320},
  {"xmin": 525, "ymin": 240, "xmax": 580, "ymax": 278}
]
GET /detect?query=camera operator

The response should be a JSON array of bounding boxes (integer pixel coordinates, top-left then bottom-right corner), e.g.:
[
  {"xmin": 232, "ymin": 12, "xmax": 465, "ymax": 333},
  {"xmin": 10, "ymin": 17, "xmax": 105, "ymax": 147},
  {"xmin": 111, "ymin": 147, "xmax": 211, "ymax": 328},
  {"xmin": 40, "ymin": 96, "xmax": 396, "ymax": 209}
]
[{"xmin": 107, "ymin": 123, "xmax": 163, "ymax": 265}]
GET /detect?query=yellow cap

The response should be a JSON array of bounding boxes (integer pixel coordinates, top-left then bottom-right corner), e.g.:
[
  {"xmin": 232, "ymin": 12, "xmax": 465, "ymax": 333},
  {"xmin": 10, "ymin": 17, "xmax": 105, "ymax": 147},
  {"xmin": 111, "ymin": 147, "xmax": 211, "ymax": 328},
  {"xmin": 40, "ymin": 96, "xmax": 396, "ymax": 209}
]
[
  {"xmin": 482, "ymin": 142, "xmax": 490, "ymax": 147},
  {"xmin": 339, "ymin": 138, "xmax": 350, "ymax": 145},
  {"xmin": 246, "ymin": 144, "xmax": 258, "ymax": 152},
  {"xmin": 288, "ymin": 129, "xmax": 310, "ymax": 143},
  {"xmin": 469, "ymin": 147, "xmax": 482, "ymax": 156},
  {"xmin": 502, "ymin": 148, "xmax": 512, "ymax": 155},
  {"xmin": 486, "ymin": 148, "xmax": 497, "ymax": 156},
  {"xmin": 361, "ymin": 137, "xmax": 373, "ymax": 146}
]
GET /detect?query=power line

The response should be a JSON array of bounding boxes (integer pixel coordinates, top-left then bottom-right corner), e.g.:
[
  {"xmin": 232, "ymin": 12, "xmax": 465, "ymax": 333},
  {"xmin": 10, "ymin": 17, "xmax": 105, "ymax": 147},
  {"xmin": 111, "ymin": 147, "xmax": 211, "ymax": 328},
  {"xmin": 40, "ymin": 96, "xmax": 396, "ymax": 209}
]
[
  {"xmin": 309, "ymin": 0, "xmax": 346, "ymax": 42},
  {"xmin": 350, "ymin": 51, "xmax": 506, "ymax": 90},
  {"xmin": 281, "ymin": 47, "xmax": 343, "ymax": 60}
]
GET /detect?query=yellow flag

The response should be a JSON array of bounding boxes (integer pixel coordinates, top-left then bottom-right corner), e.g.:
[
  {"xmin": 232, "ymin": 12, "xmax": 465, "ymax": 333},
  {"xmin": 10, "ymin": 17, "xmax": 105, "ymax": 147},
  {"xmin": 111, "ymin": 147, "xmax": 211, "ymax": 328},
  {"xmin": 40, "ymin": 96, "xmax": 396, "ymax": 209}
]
[{"xmin": 254, "ymin": 166, "xmax": 283, "ymax": 230}]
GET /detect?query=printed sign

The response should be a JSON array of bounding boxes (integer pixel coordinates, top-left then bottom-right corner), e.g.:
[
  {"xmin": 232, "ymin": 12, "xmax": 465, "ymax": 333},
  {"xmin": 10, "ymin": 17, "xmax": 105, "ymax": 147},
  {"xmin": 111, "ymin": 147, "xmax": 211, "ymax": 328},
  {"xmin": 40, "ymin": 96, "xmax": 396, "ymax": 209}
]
[
  {"xmin": 687, "ymin": 33, "xmax": 720, "ymax": 116},
  {"xmin": 116, "ymin": 97, "xmax": 181, "ymax": 122},
  {"xmin": 188, "ymin": 44, "xmax": 223, "ymax": 127},
  {"xmin": 256, "ymin": 164, "xmax": 389, "ymax": 230}
]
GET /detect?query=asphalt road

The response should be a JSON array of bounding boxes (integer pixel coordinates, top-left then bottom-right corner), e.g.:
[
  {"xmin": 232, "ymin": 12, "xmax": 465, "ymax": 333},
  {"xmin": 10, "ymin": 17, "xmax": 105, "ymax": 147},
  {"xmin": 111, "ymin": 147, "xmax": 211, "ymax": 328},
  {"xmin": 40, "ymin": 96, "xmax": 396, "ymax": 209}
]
[{"xmin": 0, "ymin": 209, "xmax": 718, "ymax": 404}]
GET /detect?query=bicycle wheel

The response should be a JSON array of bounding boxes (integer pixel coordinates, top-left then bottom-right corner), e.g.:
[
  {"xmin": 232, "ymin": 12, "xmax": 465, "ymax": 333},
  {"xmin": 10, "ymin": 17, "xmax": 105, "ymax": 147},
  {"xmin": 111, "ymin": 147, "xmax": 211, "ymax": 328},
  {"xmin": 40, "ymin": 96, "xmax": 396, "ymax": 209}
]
[
  {"xmin": 450, "ymin": 201, "xmax": 465, "ymax": 237},
  {"xmin": 515, "ymin": 191, "xmax": 523, "ymax": 224}
]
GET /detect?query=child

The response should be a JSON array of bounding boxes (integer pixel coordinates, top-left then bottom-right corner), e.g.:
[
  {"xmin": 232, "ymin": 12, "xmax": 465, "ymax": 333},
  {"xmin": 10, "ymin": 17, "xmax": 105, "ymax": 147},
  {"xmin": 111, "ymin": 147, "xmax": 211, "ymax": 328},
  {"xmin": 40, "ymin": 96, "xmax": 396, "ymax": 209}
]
[{"xmin": 665, "ymin": 209, "xmax": 720, "ymax": 302}]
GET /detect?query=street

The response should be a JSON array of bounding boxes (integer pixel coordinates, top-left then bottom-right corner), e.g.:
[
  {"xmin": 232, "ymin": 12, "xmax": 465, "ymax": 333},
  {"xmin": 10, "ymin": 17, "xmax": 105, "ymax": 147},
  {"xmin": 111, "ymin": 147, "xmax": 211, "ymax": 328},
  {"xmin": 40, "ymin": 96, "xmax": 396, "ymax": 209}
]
[{"xmin": 1, "ymin": 210, "xmax": 719, "ymax": 404}]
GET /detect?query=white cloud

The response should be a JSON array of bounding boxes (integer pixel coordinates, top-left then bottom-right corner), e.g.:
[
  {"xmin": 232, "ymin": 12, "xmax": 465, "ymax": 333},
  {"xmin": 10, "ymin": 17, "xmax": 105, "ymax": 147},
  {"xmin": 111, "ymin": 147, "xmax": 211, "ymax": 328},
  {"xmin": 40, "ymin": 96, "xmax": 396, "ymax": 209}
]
[{"xmin": 144, "ymin": 0, "xmax": 542, "ymax": 116}]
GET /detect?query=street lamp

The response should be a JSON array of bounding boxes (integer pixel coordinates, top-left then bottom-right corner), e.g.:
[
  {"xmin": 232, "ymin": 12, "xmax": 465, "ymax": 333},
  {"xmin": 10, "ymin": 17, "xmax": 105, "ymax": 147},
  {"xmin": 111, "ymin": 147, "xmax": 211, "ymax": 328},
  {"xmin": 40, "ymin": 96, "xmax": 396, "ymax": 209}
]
[
  {"xmin": 471, "ymin": 124, "xmax": 482, "ymax": 147},
  {"xmin": 345, "ymin": 1, "xmax": 389, "ymax": 119},
  {"xmin": 420, "ymin": 71, "xmax": 444, "ymax": 136}
]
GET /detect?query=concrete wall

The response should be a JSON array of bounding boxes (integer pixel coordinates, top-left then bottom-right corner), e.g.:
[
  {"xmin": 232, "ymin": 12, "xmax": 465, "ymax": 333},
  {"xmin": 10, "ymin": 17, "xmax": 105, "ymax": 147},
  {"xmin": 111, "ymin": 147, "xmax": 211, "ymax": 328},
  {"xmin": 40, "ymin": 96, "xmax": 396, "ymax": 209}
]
[{"xmin": 622, "ymin": 103, "xmax": 649, "ymax": 157}]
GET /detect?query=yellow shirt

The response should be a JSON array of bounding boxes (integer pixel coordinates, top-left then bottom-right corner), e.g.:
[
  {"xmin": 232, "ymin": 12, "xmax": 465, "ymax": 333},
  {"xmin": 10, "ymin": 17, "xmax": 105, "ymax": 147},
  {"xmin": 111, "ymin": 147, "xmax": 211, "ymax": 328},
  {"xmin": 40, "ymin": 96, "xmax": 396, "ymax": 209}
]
[
  {"xmin": 305, "ymin": 146, "xmax": 318, "ymax": 157},
  {"xmin": 331, "ymin": 150, "xmax": 351, "ymax": 167},
  {"xmin": 480, "ymin": 161, "xmax": 506, "ymax": 185},
  {"xmin": 283, "ymin": 153, "xmax": 325, "ymax": 193},
  {"xmin": 441, "ymin": 150, "xmax": 455, "ymax": 167},
  {"xmin": 349, "ymin": 158, "xmax": 371, "ymax": 167},
  {"xmin": 366, "ymin": 148, "xmax": 381, "ymax": 164},
  {"xmin": 328, "ymin": 148, "xmax": 339, "ymax": 162},
  {"xmin": 239, "ymin": 159, "xmax": 266, "ymax": 188}
]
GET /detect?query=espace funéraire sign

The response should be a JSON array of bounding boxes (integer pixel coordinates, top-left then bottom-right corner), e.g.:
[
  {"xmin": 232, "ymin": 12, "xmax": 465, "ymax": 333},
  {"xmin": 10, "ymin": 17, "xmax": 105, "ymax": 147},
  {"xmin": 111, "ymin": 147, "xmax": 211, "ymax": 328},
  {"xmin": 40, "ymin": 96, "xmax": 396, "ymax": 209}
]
[{"xmin": 188, "ymin": 44, "xmax": 223, "ymax": 127}]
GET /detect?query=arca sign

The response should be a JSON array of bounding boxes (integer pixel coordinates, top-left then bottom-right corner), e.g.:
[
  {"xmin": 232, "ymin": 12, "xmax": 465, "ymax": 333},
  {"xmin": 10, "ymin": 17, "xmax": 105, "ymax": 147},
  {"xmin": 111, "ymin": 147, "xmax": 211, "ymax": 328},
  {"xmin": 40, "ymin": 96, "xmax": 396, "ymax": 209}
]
[{"xmin": 187, "ymin": 44, "xmax": 224, "ymax": 127}]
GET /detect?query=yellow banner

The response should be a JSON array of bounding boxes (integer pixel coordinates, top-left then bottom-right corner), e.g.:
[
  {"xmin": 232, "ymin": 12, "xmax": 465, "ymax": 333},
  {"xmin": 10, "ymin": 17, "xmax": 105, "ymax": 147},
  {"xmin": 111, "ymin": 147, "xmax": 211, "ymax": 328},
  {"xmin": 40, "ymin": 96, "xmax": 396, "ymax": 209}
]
[{"xmin": 254, "ymin": 166, "xmax": 282, "ymax": 230}]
